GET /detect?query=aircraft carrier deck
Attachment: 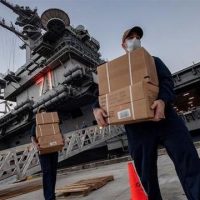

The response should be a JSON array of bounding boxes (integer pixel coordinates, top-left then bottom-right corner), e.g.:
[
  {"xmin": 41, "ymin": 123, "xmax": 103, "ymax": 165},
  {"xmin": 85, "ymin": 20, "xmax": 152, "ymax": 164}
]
[{"xmin": 2, "ymin": 144, "xmax": 199, "ymax": 200}]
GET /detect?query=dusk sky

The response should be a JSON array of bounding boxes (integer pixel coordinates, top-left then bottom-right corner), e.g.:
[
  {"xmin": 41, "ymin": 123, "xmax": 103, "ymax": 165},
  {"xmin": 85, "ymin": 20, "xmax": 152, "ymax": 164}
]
[{"xmin": 0, "ymin": 0, "xmax": 200, "ymax": 74}]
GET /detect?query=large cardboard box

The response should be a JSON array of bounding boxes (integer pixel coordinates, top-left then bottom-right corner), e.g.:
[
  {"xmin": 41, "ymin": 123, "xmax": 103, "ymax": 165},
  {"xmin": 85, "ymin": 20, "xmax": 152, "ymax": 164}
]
[
  {"xmin": 36, "ymin": 123, "xmax": 60, "ymax": 137},
  {"xmin": 38, "ymin": 134, "xmax": 64, "ymax": 155},
  {"xmin": 97, "ymin": 47, "xmax": 158, "ymax": 95},
  {"xmin": 36, "ymin": 112, "xmax": 59, "ymax": 125},
  {"xmin": 99, "ymin": 81, "xmax": 159, "ymax": 124},
  {"xmin": 35, "ymin": 111, "xmax": 63, "ymax": 154}
]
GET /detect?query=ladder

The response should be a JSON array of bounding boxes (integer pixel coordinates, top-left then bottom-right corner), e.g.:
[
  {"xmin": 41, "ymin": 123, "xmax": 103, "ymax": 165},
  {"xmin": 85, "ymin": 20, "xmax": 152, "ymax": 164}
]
[{"xmin": 0, "ymin": 125, "xmax": 125, "ymax": 184}]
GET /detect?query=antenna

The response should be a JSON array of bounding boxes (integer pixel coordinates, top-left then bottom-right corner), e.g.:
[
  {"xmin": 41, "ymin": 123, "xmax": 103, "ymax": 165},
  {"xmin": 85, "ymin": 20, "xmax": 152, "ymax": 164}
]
[{"xmin": 0, "ymin": 18, "xmax": 28, "ymax": 40}]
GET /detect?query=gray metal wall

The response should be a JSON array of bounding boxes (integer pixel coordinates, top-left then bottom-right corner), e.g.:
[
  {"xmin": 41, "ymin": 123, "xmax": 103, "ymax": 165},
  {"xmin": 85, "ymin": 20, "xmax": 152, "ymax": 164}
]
[{"xmin": 16, "ymin": 59, "xmax": 87, "ymax": 105}]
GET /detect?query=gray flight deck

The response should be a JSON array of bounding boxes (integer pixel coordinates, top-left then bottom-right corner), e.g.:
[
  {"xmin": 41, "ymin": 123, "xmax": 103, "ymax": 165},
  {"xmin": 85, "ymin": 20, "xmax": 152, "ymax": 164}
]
[{"xmin": 5, "ymin": 147, "xmax": 199, "ymax": 200}]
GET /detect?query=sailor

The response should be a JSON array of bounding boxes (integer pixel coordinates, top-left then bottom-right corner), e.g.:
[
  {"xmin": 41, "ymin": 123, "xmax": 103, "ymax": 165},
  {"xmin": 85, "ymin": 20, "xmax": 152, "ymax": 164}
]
[
  {"xmin": 31, "ymin": 106, "xmax": 64, "ymax": 200},
  {"xmin": 93, "ymin": 26, "xmax": 200, "ymax": 200}
]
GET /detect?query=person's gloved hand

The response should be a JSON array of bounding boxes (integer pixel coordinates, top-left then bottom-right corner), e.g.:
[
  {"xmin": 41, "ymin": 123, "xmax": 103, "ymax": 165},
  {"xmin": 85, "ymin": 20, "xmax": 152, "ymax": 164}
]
[
  {"xmin": 93, "ymin": 108, "xmax": 108, "ymax": 127},
  {"xmin": 151, "ymin": 100, "xmax": 165, "ymax": 121}
]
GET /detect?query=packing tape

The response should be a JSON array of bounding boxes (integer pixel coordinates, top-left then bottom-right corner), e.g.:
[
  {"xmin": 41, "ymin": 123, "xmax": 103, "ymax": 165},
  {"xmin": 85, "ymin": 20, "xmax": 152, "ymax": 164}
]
[
  {"xmin": 39, "ymin": 125, "xmax": 42, "ymax": 137},
  {"xmin": 52, "ymin": 124, "xmax": 56, "ymax": 135},
  {"xmin": 106, "ymin": 62, "xmax": 111, "ymax": 92},
  {"xmin": 128, "ymin": 52, "xmax": 133, "ymax": 85},
  {"xmin": 129, "ymin": 85, "xmax": 135, "ymax": 119},
  {"xmin": 128, "ymin": 53, "xmax": 135, "ymax": 119},
  {"xmin": 105, "ymin": 94, "xmax": 110, "ymax": 124},
  {"xmin": 51, "ymin": 112, "xmax": 54, "ymax": 123},
  {"xmin": 41, "ymin": 113, "xmax": 45, "ymax": 124}
]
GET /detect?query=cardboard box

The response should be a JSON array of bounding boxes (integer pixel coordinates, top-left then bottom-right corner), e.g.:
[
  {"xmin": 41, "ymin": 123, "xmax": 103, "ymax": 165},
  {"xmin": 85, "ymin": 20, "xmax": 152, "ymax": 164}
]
[
  {"xmin": 36, "ymin": 123, "xmax": 60, "ymax": 137},
  {"xmin": 39, "ymin": 146, "xmax": 64, "ymax": 155},
  {"xmin": 97, "ymin": 64, "xmax": 110, "ymax": 95},
  {"xmin": 38, "ymin": 134, "xmax": 63, "ymax": 148},
  {"xmin": 38, "ymin": 134, "xmax": 64, "ymax": 155},
  {"xmin": 99, "ymin": 81, "xmax": 159, "ymax": 124},
  {"xmin": 36, "ymin": 123, "xmax": 64, "ymax": 154},
  {"xmin": 129, "ymin": 47, "xmax": 158, "ymax": 86},
  {"xmin": 107, "ymin": 98, "xmax": 155, "ymax": 124},
  {"xmin": 36, "ymin": 112, "xmax": 59, "ymax": 125},
  {"xmin": 97, "ymin": 47, "xmax": 158, "ymax": 95}
]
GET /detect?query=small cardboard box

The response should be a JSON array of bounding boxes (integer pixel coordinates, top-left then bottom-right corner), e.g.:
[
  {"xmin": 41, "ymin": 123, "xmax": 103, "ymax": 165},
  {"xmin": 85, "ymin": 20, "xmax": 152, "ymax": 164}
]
[
  {"xmin": 35, "ymin": 117, "xmax": 64, "ymax": 154},
  {"xmin": 36, "ymin": 112, "xmax": 59, "ymax": 125},
  {"xmin": 99, "ymin": 81, "xmax": 159, "ymax": 124},
  {"xmin": 39, "ymin": 146, "xmax": 63, "ymax": 155},
  {"xmin": 38, "ymin": 134, "xmax": 64, "ymax": 155},
  {"xmin": 38, "ymin": 134, "xmax": 63, "ymax": 148},
  {"xmin": 36, "ymin": 123, "xmax": 60, "ymax": 137},
  {"xmin": 97, "ymin": 47, "xmax": 158, "ymax": 95}
]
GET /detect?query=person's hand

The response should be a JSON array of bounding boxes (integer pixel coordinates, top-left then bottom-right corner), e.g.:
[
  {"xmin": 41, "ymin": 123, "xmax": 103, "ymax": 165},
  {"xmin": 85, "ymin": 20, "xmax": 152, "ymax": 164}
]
[
  {"xmin": 93, "ymin": 108, "xmax": 108, "ymax": 127},
  {"xmin": 34, "ymin": 142, "xmax": 41, "ymax": 151},
  {"xmin": 31, "ymin": 137, "xmax": 41, "ymax": 151},
  {"xmin": 151, "ymin": 100, "xmax": 165, "ymax": 122}
]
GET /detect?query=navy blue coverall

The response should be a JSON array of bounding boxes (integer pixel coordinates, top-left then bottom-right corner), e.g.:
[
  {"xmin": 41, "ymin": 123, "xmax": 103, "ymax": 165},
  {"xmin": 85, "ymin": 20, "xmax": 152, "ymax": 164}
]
[
  {"xmin": 93, "ymin": 57, "xmax": 200, "ymax": 200},
  {"xmin": 31, "ymin": 124, "xmax": 58, "ymax": 200}
]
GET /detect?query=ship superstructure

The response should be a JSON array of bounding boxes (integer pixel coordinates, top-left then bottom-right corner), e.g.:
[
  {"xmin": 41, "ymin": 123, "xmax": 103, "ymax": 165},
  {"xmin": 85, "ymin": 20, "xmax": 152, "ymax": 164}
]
[{"xmin": 0, "ymin": 0, "xmax": 103, "ymax": 149}]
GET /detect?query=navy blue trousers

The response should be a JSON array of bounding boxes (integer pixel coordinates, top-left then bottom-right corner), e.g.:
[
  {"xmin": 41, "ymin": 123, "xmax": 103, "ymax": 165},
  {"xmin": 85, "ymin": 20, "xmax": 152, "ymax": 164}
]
[
  {"xmin": 39, "ymin": 152, "xmax": 58, "ymax": 200},
  {"xmin": 125, "ymin": 110, "xmax": 200, "ymax": 200}
]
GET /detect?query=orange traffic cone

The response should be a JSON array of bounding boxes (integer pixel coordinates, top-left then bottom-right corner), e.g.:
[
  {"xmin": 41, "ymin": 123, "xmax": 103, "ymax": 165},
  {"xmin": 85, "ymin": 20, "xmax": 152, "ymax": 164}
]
[{"xmin": 128, "ymin": 162, "xmax": 148, "ymax": 200}]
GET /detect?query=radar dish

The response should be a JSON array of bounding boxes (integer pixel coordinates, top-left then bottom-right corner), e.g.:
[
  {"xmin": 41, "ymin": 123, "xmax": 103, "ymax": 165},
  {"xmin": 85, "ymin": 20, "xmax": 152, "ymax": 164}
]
[
  {"xmin": 41, "ymin": 8, "xmax": 70, "ymax": 31},
  {"xmin": 76, "ymin": 25, "xmax": 85, "ymax": 31}
]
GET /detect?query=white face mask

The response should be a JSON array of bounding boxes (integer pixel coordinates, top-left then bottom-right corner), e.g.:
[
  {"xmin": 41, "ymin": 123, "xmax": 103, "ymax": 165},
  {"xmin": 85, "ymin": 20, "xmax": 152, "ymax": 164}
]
[{"xmin": 125, "ymin": 38, "xmax": 141, "ymax": 52}]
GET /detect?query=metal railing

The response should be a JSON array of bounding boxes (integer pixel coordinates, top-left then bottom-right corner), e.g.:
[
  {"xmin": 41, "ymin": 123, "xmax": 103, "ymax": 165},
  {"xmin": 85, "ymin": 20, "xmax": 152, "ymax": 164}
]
[
  {"xmin": 0, "ymin": 125, "xmax": 125, "ymax": 184},
  {"xmin": 178, "ymin": 107, "xmax": 200, "ymax": 131}
]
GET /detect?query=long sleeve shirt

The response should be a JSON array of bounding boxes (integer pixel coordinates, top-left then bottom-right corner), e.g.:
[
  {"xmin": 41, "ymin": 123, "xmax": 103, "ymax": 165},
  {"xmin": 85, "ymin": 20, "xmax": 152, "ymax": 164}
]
[
  {"xmin": 31, "ymin": 123, "xmax": 36, "ymax": 138},
  {"xmin": 154, "ymin": 57, "xmax": 175, "ymax": 104}
]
